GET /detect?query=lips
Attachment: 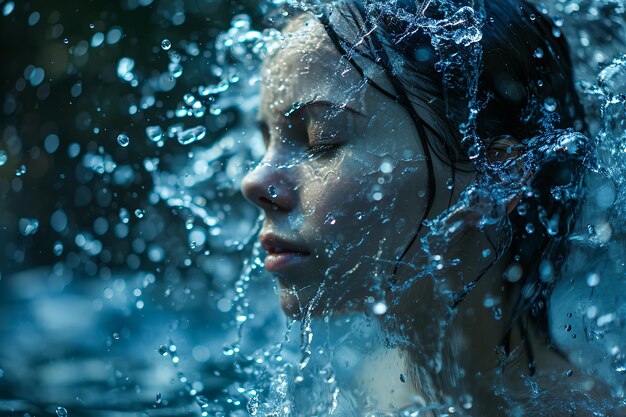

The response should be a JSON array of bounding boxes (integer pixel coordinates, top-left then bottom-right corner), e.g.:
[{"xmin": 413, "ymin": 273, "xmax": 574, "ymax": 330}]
[{"xmin": 259, "ymin": 232, "xmax": 310, "ymax": 272}]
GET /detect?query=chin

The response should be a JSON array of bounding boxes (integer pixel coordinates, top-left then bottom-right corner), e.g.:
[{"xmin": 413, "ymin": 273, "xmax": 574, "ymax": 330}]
[{"xmin": 277, "ymin": 284, "xmax": 330, "ymax": 319}]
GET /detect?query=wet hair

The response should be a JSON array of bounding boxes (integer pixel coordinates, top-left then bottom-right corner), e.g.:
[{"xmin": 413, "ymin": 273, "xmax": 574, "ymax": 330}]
[{"xmin": 304, "ymin": 0, "xmax": 586, "ymax": 367}]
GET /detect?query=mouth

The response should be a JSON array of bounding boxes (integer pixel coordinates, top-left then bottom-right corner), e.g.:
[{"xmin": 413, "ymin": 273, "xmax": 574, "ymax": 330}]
[{"xmin": 259, "ymin": 232, "xmax": 311, "ymax": 272}]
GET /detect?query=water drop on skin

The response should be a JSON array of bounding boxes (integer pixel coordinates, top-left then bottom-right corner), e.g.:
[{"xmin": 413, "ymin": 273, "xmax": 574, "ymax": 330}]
[
  {"xmin": 161, "ymin": 39, "xmax": 171, "ymax": 50},
  {"xmin": 268, "ymin": 185, "xmax": 277, "ymax": 198},
  {"xmin": 117, "ymin": 133, "xmax": 130, "ymax": 147}
]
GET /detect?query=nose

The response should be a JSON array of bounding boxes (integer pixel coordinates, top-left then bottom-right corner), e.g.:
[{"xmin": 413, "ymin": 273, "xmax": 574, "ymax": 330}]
[{"xmin": 241, "ymin": 160, "xmax": 297, "ymax": 212}]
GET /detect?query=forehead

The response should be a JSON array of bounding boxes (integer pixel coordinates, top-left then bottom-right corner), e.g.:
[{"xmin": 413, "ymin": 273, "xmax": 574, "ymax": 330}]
[{"xmin": 259, "ymin": 14, "xmax": 369, "ymax": 123}]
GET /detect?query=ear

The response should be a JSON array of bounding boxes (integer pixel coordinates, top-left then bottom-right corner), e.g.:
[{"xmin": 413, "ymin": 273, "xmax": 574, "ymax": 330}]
[{"xmin": 486, "ymin": 135, "xmax": 532, "ymax": 215}]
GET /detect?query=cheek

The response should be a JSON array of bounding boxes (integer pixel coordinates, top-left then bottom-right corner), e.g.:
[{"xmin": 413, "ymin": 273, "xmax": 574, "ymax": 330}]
[{"xmin": 298, "ymin": 152, "xmax": 427, "ymax": 256}]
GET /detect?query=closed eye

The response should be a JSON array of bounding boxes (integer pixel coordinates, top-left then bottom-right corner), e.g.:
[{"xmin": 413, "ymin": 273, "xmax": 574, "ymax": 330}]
[{"xmin": 305, "ymin": 142, "xmax": 342, "ymax": 158}]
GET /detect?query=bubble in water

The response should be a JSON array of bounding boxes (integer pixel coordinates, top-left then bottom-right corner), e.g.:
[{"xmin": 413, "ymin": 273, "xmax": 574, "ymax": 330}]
[
  {"xmin": 533, "ymin": 48, "xmax": 544, "ymax": 59},
  {"xmin": 135, "ymin": 209, "xmax": 145, "ymax": 219},
  {"xmin": 161, "ymin": 39, "xmax": 171, "ymax": 50},
  {"xmin": 0, "ymin": 150, "xmax": 7, "ymax": 166},
  {"xmin": 268, "ymin": 185, "xmax": 277, "ymax": 198},
  {"xmin": 117, "ymin": 134, "xmax": 130, "ymax": 147},
  {"xmin": 56, "ymin": 407, "xmax": 68, "ymax": 417}
]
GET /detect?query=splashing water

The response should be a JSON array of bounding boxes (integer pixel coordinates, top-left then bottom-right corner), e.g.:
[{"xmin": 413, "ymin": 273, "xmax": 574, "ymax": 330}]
[{"xmin": 3, "ymin": 0, "xmax": 626, "ymax": 416}]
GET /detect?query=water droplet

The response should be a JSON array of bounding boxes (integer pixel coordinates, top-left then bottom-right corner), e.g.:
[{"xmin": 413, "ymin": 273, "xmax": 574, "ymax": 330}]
[
  {"xmin": 56, "ymin": 407, "xmax": 68, "ymax": 417},
  {"xmin": 525, "ymin": 223, "xmax": 535, "ymax": 234},
  {"xmin": 145, "ymin": 125, "xmax": 163, "ymax": 142},
  {"xmin": 209, "ymin": 105, "xmax": 222, "ymax": 116},
  {"xmin": 468, "ymin": 145, "xmax": 480, "ymax": 160},
  {"xmin": 161, "ymin": 39, "xmax": 172, "ymax": 50},
  {"xmin": 533, "ymin": 48, "xmax": 544, "ymax": 59},
  {"xmin": 461, "ymin": 394, "xmax": 473, "ymax": 410},
  {"xmin": 543, "ymin": 97, "xmax": 557, "ymax": 112},
  {"xmin": 0, "ymin": 150, "xmax": 7, "ymax": 166},
  {"xmin": 89, "ymin": 23, "xmax": 95, "ymax": 29},
  {"xmin": 63, "ymin": 38, "xmax": 69, "ymax": 44},
  {"xmin": 158, "ymin": 345, "xmax": 169, "ymax": 356},
  {"xmin": 53, "ymin": 241, "xmax": 64, "ymax": 256},
  {"xmin": 586, "ymin": 272, "xmax": 600, "ymax": 287},
  {"xmin": 156, "ymin": 392, "xmax": 162, "ymax": 404},
  {"xmin": 247, "ymin": 395, "xmax": 259, "ymax": 415},
  {"xmin": 119, "ymin": 208, "xmax": 130, "ymax": 224},
  {"xmin": 183, "ymin": 93, "xmax": 196, "ymax": 106},
  {"xmin": 177, "ymin": 126, "xmax": 206, "ymax": 145},
  {"xmin": 400, "ymin": 373, "xmax": 407, "ymax": 383},
  {"xmin": 380, "ymin": 160, "xmax": 393, "ymax": 174},
  {"xmin": 268, "ymin": 185, "xmax": 277, "ymax": 198},
  {"xmin": 117, "ymin": 134, "xmax": 130, "ymax": 147},
  {"xmin": 134, "ymin": 209, "xmax": 145, "ymax": 219},
  {"xmin": 372, "ymin": 301, "xmax": 387, "ymax": 315}
]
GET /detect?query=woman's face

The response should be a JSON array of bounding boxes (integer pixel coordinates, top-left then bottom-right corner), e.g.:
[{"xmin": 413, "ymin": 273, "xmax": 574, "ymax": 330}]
[{"xmin": 241, "ymin": 14, "xmax": 455, "ymax": 316}]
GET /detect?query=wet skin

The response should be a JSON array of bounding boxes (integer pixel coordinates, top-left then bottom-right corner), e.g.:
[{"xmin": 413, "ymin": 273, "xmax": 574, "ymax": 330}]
[{"xmin": 241, "ymin": 14, "xmax": 463, "ymax": 316}]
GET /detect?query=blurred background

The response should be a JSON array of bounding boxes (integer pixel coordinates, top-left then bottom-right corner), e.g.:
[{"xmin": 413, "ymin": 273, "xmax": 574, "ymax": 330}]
[{"xmin": 0, "ymin": 1, "xmax": 287, "ymax": 416}]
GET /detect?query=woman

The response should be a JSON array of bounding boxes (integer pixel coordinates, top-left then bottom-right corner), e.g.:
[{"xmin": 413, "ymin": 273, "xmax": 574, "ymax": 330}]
[{"xmin": 241, "ymin": 0, "xmax": 611, "ymax": 414}]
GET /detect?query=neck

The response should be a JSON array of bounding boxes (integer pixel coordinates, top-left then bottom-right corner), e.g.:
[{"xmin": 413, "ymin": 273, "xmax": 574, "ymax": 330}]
[{"xmin": 388, "ymin": 255, "xmax": 610, "ymax": 417}]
